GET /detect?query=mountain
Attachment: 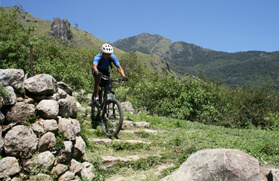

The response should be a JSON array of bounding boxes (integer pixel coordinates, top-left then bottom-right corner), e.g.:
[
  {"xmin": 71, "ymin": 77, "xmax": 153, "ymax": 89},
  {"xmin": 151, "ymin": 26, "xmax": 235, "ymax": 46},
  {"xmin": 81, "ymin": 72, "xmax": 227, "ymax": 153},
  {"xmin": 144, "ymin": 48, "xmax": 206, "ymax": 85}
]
[
  {"xmin": 13, "ymin": 8, "xmax": 171, "ymax": 75},
  {"xmin": 114, "ymin": 33, "xmax": 279, "ymax": 89}
]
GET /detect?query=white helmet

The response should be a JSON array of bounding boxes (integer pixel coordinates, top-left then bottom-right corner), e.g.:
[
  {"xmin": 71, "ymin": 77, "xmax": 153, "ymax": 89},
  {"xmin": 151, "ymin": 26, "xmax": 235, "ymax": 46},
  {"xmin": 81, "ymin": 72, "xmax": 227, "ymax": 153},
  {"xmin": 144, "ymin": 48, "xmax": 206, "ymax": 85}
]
[{"xmin": 101, "ymin": 43, "xmax": 113, "ymax": 54}]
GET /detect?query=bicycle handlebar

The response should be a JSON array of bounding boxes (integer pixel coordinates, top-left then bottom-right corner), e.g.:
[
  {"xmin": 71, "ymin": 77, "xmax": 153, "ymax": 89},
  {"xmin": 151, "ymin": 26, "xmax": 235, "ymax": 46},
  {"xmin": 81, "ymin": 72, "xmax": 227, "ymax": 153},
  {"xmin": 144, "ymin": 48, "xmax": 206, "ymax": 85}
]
[{"xmin": 101, "ymin": 75, "xmax": 125, "ymax": 83}]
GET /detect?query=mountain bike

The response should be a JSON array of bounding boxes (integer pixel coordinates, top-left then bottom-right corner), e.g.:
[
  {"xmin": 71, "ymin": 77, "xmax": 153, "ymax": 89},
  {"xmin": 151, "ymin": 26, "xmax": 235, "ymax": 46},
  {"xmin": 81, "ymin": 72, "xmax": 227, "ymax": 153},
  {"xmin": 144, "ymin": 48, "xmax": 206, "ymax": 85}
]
[{"xmin": 91, "ymin": 75, "xmax": 124, "ymax": 137}]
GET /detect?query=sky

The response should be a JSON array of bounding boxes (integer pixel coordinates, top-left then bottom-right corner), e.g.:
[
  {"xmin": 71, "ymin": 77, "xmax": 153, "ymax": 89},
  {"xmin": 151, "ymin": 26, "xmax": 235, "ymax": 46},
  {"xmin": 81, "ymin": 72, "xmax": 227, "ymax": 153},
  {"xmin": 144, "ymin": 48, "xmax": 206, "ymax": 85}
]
[{"xmin": 1, "ymin": 0, "xmax": 279, "ymax": 53}]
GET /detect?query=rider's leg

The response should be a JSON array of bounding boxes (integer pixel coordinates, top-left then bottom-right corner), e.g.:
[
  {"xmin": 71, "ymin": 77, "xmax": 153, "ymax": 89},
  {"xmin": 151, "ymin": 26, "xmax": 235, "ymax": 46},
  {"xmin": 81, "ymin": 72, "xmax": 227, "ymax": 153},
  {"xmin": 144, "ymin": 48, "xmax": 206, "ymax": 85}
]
[{"xmin": 93, "ymin": 75, "xmax": 101, "ymax": 99}]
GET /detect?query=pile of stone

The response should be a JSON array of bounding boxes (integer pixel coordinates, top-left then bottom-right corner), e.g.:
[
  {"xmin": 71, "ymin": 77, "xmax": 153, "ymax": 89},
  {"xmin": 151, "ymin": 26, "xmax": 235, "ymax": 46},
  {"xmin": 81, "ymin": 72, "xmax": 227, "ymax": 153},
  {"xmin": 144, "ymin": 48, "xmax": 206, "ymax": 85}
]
[{"xmin": 0, "ymin": 69, "xmax": 94, "ymax": 180}]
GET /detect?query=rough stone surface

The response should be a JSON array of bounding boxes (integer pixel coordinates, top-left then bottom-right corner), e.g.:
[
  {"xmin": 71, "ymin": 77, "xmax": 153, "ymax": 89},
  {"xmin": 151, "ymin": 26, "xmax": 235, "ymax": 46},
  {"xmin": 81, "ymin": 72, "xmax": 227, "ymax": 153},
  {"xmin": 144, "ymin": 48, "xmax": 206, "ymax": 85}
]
[
  {"xmin": 0, "ymin": 69, "xmax": 24, "ymax": 91},
  {"xmin": 24, "ymin": 74, "xmax": 57, "ymax": 95},
  {"xmin": 0, "ymin": 157, "xmax": 21, "ymax": 179},
  {"xmin": 69, "ymin": 159, "xmax": 83, "ymax": 174},
  {"xmin": 51, "ymin": 164, "xmax": 68, "ymax": 177},
  {"xmin": 39, "ymin": 119, "xmax": 58, "ymax": 132},
  {"xmin": 4, "ymin": 125, "xmax": 38, "ymax": 158},
  {"xmin": 22, "ymin": 151, "xmax": 55, "ymax": 173},
  {"xmin": 58, "ymin": 171, "xmax": 75, "ymax": 181},
  {"xmin": 58, "ymin": 82, "xmax": 73, "ymax": 95},
  {"xmin": 38, "ymin": 132, "xmax": 56, "ymax": 152},
  {"xmin": 80, "ymin": 162, "xmax": 95, "ymax": 181},
  {"xmin": 58, "ymin": 95, "xmax": 77, "ymax": 118},
  {"xmin": 6, "ymin": 102, "xmax": 35, "ymax": 124},
  {"xmin": 3, "ymin": 86, "xmax": 17, "ymax": 106},
  {"xmin": 36, "ymin": 100, "xmax": 59, "ymax": 119},
  {"xmin": 58, "ymin": 117, "xmax": 80, "ymax": 141},
  {"xmin": 58, "ymin": 141, "xmax": 73, "ymax": 163},
  {"xmin": 73, "ymin": 136, "xmax": 87, "ymax": 161},
  {"xmin": 161, "ymin": 149, "xmax": 262, "ymax": 181}
]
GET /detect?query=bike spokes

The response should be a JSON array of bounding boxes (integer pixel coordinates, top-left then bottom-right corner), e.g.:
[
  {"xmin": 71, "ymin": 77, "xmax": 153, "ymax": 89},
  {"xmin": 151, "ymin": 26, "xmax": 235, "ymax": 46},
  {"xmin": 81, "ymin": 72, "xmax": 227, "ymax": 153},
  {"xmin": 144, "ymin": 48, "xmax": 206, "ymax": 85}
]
[{"xmin": 102, "ymin": 100, "xmax": 123, "ymax": 137}]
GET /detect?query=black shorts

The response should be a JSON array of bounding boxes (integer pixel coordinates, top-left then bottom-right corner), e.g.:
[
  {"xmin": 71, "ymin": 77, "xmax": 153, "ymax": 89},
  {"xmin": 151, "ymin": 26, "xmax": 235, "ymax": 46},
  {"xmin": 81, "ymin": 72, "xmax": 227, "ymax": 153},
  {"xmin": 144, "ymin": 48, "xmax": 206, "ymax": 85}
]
[{"xmin": 92, "ymin": 68, "xmax": 110, "ymax": 87}]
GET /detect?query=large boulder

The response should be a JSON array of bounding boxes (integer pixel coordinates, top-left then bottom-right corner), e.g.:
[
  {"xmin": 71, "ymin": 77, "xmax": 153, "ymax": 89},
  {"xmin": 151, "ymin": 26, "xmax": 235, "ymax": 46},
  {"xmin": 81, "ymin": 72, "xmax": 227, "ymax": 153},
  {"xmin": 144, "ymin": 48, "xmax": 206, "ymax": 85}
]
[
  {"xmin": 0, "ymin": 69, "xmax": 24, "ymax": 91},
  {"xmin": 4, "ymin": 125, "xmax": 38, "ymax": 158},
  {"xmin": 6, "ymin": 102, "xmax": 36, "ymax": 124},
  {"xmin": 24, "ymin": 74, "xmax": 57, "ymax": 95},
  {"xmin": 161, "ymin": 149, "xmax": 262, "ymax": 181}
]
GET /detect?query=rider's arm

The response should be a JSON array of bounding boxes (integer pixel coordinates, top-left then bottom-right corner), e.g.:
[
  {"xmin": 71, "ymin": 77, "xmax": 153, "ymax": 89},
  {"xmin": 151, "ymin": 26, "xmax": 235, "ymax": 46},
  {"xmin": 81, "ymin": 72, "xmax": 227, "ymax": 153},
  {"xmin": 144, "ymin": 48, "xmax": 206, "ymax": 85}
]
[
  {"xmin": 117, "ymin": 65, "xmax": 126, "ymax": 77},
  {"xmin": 93, "ymin": 64, "xmax": 98, "ymax": 73}
]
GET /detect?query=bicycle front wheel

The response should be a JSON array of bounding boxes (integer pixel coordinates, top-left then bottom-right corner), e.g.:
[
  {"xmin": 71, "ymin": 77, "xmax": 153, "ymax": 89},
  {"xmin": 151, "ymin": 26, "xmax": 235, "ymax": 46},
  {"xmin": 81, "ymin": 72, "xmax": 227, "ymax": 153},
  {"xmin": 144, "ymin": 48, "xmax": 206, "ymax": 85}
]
[{"xmin": 101, "ymin": 99, "xmax": 123, "ymax": 137}]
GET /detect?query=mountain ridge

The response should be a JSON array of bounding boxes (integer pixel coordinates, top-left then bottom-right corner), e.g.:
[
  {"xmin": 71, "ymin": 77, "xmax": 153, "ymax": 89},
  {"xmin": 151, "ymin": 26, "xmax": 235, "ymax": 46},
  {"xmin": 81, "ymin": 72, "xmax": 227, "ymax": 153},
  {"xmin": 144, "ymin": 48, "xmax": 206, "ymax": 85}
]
[{"xmin": 113, "ymin": 33, "xmax": 279, "ymax": 89}]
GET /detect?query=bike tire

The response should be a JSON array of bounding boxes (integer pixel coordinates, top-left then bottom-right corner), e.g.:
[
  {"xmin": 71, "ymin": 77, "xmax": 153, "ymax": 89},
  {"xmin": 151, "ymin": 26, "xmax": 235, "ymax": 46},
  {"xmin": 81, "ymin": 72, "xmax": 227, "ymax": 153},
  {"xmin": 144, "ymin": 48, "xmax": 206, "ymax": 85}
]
[{"xmin": 101, "ymin": 99, "xmax": 123, "ymax": 137}]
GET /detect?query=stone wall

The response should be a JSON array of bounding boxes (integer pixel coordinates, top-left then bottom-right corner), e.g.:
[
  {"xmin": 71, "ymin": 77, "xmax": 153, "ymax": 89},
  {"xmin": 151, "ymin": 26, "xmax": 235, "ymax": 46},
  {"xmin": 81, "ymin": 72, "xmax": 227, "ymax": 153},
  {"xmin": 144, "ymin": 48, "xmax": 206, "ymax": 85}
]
[{"xmin": 0, "ymin": 69, "xmax": 94, "ymax": 180}]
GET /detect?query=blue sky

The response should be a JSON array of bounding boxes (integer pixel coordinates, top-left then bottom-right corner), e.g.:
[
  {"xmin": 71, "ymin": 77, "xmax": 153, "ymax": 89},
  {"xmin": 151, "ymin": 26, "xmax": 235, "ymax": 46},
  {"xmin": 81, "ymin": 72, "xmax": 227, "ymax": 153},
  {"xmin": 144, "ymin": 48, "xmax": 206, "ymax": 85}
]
[{"xmin": 1, "ymin": 0, "xmax": 279, "ymax": 53}]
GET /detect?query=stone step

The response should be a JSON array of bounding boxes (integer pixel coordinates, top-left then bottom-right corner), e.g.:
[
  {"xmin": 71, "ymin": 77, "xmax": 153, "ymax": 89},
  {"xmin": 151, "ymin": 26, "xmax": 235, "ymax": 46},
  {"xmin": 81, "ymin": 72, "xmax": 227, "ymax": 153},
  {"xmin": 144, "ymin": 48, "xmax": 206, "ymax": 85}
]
[
  {"xmin": 101, "ymin": 155, "xmax": 141, "ymax": 168},
  {"xmin": 121, "ymin": 128, "xmax": 158, "ymax": 135},
  {"xmin": 88, "ymin": 138, "xmax": 151, "ymax": 145},
  {"xmin": 122, "ymin": 121, "xmax": 150, "ymax": 129}
]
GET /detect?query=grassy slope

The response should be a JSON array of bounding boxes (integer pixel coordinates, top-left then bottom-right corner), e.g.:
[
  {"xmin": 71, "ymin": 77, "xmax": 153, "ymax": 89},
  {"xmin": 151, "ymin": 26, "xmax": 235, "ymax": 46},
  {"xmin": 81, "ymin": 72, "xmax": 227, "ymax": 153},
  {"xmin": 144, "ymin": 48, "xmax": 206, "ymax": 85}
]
[
  {"xmin": 18, "ymin": 10, "xmax": 169, "ymax": 75},
  {"xmin": 79, "ymin": 111, "xmax": 279, "ymax": 180}
]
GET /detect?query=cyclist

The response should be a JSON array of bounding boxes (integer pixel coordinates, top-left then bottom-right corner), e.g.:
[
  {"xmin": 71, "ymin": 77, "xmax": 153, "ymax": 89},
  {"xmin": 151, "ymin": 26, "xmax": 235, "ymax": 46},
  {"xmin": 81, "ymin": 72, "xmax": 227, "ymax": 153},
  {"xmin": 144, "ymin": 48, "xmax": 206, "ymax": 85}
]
[{"xmin": 92, "ymin": 43, "xmax": 128, "ymax": 105}]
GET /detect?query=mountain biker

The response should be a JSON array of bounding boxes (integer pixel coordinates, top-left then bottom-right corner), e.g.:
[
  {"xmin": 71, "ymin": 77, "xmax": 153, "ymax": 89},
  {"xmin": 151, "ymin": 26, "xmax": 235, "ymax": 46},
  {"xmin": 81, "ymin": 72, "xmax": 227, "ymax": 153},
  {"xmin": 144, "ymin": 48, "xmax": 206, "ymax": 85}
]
[{"xmin": 92, "ymin": 43, "xmax": 128, "ymax": 105}]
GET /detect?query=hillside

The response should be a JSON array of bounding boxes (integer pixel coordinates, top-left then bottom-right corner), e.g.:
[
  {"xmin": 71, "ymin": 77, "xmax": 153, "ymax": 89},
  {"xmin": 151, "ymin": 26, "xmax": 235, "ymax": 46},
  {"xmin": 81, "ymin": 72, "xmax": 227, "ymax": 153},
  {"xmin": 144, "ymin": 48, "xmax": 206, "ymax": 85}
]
[
  {"xmin": 15, "ymin": 8, "xmax": 171, "ymax": 75},
  {"xmin": 114, "ymin": 33, "xmax": 279, "ymax": 89}
]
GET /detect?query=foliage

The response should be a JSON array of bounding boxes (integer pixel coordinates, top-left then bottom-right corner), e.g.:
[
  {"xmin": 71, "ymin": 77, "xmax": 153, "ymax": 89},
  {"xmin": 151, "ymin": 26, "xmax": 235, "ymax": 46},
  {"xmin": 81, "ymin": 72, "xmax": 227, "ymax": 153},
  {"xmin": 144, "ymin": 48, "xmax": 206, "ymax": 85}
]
[
  {"xmin": 1, "ymin": 6, "xmax": 279, "ymax": 130},
  {"xmin": 0, "ymin": 6, "xmax": 35, "ymax": 71}
]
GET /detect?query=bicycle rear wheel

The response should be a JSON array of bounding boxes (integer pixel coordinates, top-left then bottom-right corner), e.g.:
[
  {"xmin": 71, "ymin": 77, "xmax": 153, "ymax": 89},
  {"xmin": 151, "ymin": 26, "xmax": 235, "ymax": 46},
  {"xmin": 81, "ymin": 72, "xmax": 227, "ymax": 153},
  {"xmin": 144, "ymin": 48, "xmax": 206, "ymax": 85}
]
[{"xmin": 101, "ymin": 99, "xmax": 123, "ymax": 137}]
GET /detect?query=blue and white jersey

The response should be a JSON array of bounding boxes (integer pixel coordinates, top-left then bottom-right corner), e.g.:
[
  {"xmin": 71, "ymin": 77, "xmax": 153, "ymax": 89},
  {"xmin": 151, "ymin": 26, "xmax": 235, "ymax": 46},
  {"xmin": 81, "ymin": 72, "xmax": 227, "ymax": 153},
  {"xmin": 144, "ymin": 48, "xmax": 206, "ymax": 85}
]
[{"xmin": 93, "ymin": 53, "xmax": 120, "ymax": 70}]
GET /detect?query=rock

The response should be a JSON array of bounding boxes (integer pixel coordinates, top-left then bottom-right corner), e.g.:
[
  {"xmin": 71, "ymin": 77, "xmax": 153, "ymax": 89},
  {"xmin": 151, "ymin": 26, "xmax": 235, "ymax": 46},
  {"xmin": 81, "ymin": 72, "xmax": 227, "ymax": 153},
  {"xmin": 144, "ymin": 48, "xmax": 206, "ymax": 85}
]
[
  {"xmin": 32, "ymin": 122, "xmax": 45, "ymax": 136},
  {"xmin": 22, "ymin": 151, "xmax": 55, "ymax": 173},
  {"xmin": 0, "ymin": 111, "xmax": 4, "ymax": 124},
  {"xmin": 57, "ymin": 82, "xmax": 73, "ymax": 95},
  {"xmin": 80, "ymin": 162, "xmax": 95, "ymax": 181},
  {"xmin": 0, "ymin": 69, "xmax": 24, "ymax": 91},
  {"xmin": 58, "ymin": 141, "xmax": 73, "ymax": 163},
  {"xmin": 6, "ymin": 102, "xmax": 36, "ymax": 124},
  {"xmin": 58, "ymin": 95, "xmax": 77, "ymax": 118},
  {"xmin": 73, "ymin": 136, "xmax": 87, "ymax": 161},
  {"xmin": 30, "ymin": 173, "xmax": 52, "ymax": 181},
  {"xmin": 49, "ymin": 18, "xmax": 73, "ymax": 43},
  {"xmin": 121, "ymin": 101, "xmax": 134, "ymax": 112},
  {"xmin": 51, "ymin": 164, "xmax": 68, "ymax": 177},
  {"xmin": 3, "ymin": 86, "xmax": 17, "ymax": 106},
  {"xmin": 0, "ymin": 127, "xmax": 3, "ymax": 154},
  {"xmin": 4, "ymin": 125, "xmax": 38, "ymax": 158},
  {"xmin": 57, "ymin": 88, "xmax": 67, "ymax": 99},
  {"xmin": 0, "ymin": 157, "xmax": 21, "ymax": 179},
  {"xmin": 69, "ymin": 159, "xmax": 83, "ymax": 174},
  {"xmin": 24, "ymin": 74, "xmax": 57, "ymax": 95},
  {"xmin": 134, "ymin": 121, "xmax": 150, "ymax": 128},
  {"xmin": 39, "ymin": 119, "xmax": 58, "ymax": 132},
  {"xmin": 36, "ymin": 100, "xmax": 59, "ymax": 119},
  {"xmin": 58, "ymin": 117, "xmax": 80, "ymax": 141},
  {"xmin": 38, "ymin": 132, "xmax": 56, "ymax": 152},
  {"xmin": 58, "ymin": 171, "xmax": 75, "ymax": 181},
  {"xmin": 161, "ymin": 149, "xmax": 261, "ymax": 181}
]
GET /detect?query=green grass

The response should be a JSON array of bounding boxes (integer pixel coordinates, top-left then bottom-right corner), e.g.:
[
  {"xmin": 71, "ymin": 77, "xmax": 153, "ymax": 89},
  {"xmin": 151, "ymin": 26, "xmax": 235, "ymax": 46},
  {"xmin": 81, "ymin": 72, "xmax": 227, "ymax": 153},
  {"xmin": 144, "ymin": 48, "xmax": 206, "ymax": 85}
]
[{"xmin": 78, "ymin": 111, "xmax": 279, "ymax": 180}]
